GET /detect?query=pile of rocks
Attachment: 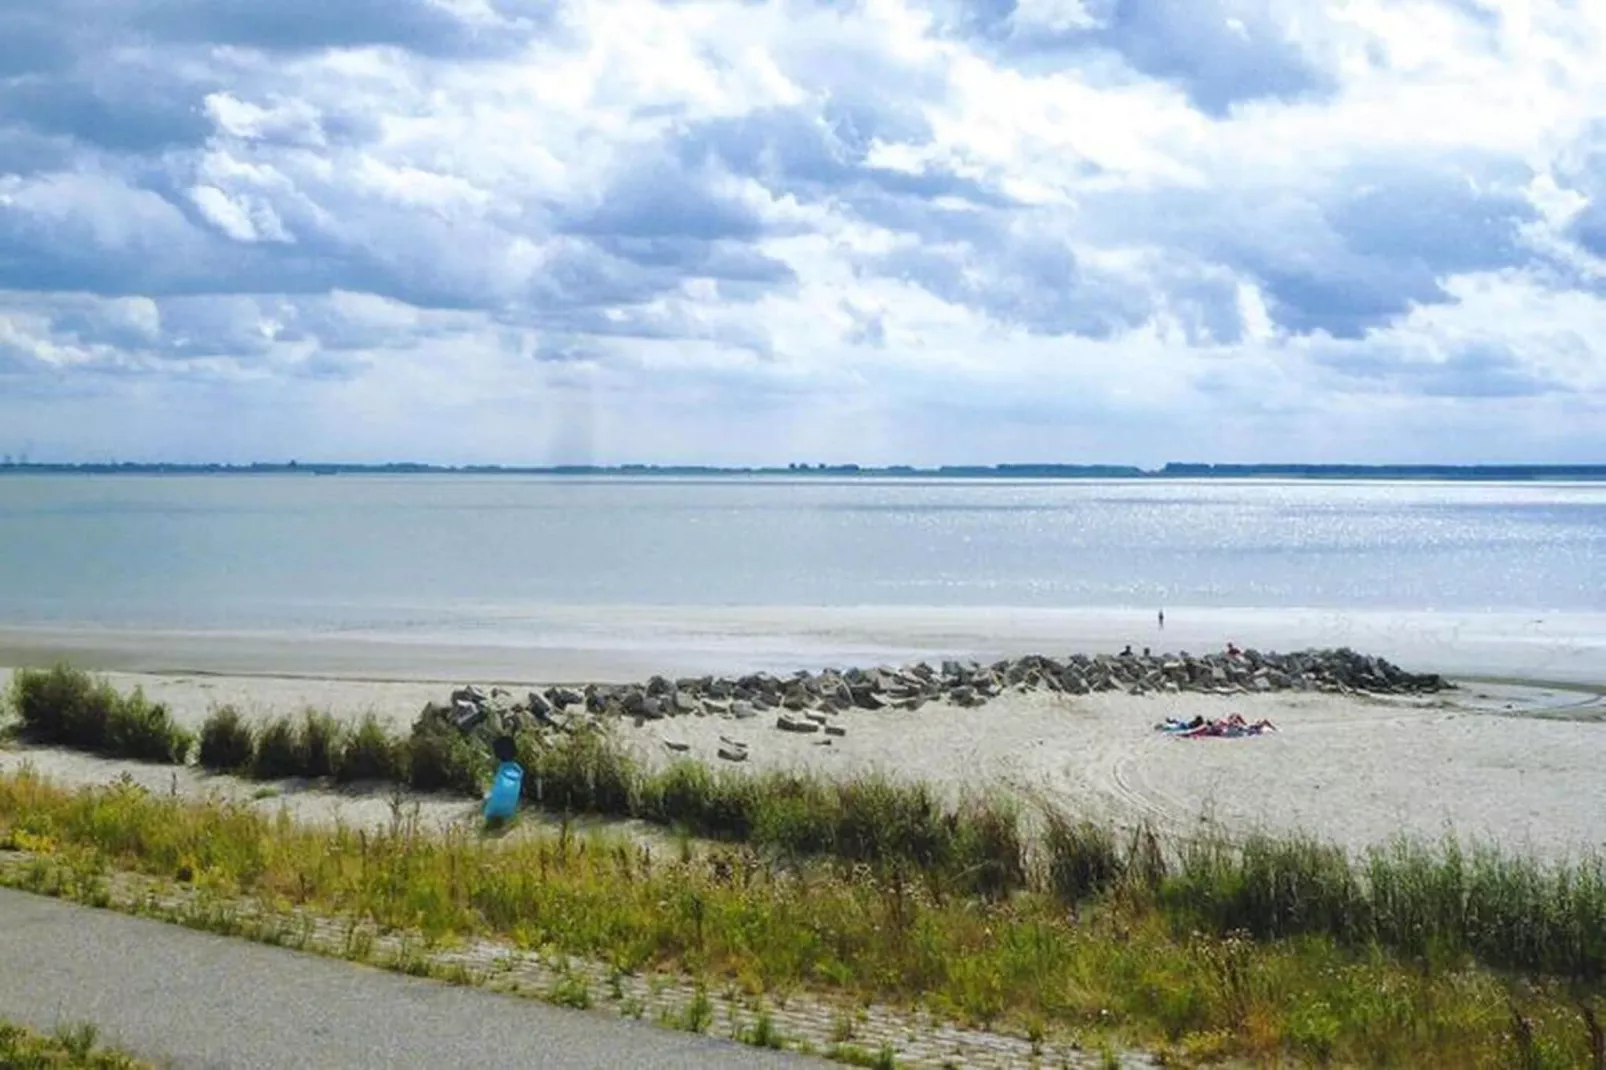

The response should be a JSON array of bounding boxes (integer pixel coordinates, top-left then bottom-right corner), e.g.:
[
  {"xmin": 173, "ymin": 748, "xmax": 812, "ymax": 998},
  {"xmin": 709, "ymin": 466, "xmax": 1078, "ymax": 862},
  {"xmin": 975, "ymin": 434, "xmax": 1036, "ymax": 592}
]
[{"xmin": 427, "ymin": 647, "xmax": 1450, "ymax": 740}]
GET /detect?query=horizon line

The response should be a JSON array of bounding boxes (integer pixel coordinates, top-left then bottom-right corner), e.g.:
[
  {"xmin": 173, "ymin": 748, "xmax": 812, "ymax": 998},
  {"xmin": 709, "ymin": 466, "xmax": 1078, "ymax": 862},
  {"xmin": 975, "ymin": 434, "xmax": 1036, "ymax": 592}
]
[{"xmin": 3, "ymin": 460, "xmax": 1606, "ymax": 478}]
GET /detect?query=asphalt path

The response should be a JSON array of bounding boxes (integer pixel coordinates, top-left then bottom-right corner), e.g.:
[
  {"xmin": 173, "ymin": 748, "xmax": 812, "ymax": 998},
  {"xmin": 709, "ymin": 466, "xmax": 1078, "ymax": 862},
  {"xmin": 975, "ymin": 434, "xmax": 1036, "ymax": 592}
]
[{"xmin": 0, "ymin": 888, "xmax": 817, "ymax": 1069}]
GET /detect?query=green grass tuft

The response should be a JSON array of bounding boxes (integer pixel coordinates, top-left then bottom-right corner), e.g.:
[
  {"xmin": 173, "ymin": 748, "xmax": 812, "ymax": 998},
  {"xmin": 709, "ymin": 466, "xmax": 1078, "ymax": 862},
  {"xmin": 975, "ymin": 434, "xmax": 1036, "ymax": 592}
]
[
  {"xmin": 335, "ymin": 714, "xmax": 404, "ymax": 784},
  {"xmin": 0, "ymin": 1019, "xmax": 152, "ymax": 1069},
  {"xmin": 197, "ymin": 706, "xmax": 255, "ymax": 773},
  {"xmin": 7, "ymin": 665, "xmax": 191, "ymax": 765}
]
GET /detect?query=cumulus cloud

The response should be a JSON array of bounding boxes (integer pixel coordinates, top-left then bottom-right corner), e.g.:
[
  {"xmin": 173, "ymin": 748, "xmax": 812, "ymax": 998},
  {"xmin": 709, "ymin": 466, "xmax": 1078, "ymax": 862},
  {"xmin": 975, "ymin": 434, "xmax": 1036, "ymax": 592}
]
[{"xmin": 2, "ymin": 0, "xmax": 1606, "ymax": 464}]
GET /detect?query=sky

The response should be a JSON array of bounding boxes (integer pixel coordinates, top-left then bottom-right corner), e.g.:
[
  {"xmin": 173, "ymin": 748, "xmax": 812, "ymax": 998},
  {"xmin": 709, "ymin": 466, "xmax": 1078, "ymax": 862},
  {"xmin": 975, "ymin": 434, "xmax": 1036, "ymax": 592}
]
[{"xmin": 2, "ymin": 0, "xmax": 1605, "ymax": 467}]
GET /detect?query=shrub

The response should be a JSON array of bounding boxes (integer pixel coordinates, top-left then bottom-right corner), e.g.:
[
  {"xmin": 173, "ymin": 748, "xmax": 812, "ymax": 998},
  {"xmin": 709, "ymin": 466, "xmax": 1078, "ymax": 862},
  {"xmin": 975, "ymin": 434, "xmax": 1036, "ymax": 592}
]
[
  {"xmin": 406, "ymin": 724, "xmax": 489, "ymax": 796},
  {"xmin": 1043, "ymin": 812, "xmax": 1125, "ymax": 903},
  {"xmin": 520, "ymin": 726, "xmax": 637, "ymax": 814},
  {"xmin": 251, "ymin": 717, "xmax": 304, "ymax": 780},
  {"xmin": 7, "ymin": 666, "xmax": 189, "ymax": 764},
  {"xmin": 8, "ymin": 664, "xmax": 117, "ymax": 749},
  {"xmin": 336, "ymin": 714, "xmax": 403, "ymax": 783},
  {"xmin": 102, "ymin": 689, "xmax": 193, "ymax": 764},
  {"xmin": 949, "ymin": 793, "xmax": 1025, "ymax": 899},
  {"xmin": 297, "ymin": 710, "xmax": 342, "ymax": 779},
  {"xmin": 197, "ymin": 706, "xmax": 255, "ymax": 773}
]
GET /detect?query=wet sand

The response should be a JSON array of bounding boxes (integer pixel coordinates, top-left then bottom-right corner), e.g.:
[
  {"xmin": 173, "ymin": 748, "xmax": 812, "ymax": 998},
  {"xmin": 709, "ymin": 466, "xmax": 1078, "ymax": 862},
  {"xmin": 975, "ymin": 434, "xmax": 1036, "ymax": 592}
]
[{"xmin": 2, "ymin": 605, "xmax": 1604, "ymax": 685}]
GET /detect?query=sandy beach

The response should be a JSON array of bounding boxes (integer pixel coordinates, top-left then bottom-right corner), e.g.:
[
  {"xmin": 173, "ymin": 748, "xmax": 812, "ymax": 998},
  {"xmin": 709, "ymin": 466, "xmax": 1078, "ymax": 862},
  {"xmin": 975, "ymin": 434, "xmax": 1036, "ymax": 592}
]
[{"xmin": 4, "ymin": 652, "xmax": 1604, "ymax": 862}]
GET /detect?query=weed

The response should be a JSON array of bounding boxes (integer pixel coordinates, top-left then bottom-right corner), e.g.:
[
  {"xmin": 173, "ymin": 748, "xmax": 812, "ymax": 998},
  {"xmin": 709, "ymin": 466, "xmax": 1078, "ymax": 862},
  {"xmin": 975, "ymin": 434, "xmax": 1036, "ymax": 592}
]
[
  {"xmin": 8, "ymin": 666, "xmax": 191, "ymax": 765},
  {"xmin": 336, "ymin": 714, "xmax": 402, "ymax": 783},
  {"xmin": 251, "ymin": 717, "xmax": 303, "ymax": 780},
  {"xmin": 406, "ymin": 722, "xmax": 489, "ymax": 796},
  {"xmin": 549, "ymin": 974, "xmax": 592, "ymax": 1010},
  {"xmin": 742, "ymin": 1009, "xmax": 784, "ymax": 1049},
  {"xmin": 197, "ymin": 706, "xmax": 255, "ymax": 773},
  {"xmin": 297, "ymin": 710, "xmax": 342, "ymax": 779},
  {"xmin": 676, "ymin": 986, "xmax": 714, "ymax": 1033},
  {"xmin": 829, "ymin": 1042, "xmax": 897, "ymax": 1069},
  {"xmin": 0, "ymin": 1019, "xmax": 150, "ymax": 1068}
]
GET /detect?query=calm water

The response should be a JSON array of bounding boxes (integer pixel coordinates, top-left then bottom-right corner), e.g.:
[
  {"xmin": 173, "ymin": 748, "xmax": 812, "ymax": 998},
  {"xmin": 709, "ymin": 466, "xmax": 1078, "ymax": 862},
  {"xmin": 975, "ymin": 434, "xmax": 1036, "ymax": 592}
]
[{"xmin": 0, "ymin": 475, "xmax": 1602, "ymax": 634}]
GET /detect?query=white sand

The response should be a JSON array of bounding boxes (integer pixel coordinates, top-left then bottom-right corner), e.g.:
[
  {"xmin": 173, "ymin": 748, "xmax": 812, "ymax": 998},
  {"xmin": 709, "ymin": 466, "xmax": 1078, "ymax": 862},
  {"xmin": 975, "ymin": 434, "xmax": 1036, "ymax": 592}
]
[
  {"xmin": 625, "ymin": 686, "xmax": 1606, "ymax": 863},
  {"xmin": 5, "ymin": 664, "xmax": 1604, "ymax": 863}
]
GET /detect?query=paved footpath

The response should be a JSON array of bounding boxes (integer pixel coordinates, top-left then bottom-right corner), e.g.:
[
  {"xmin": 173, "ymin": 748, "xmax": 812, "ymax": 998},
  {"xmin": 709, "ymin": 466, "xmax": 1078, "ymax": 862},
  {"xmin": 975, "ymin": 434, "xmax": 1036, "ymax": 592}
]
[{"xmin": 0, "ymin": 888, "xmax": 816, "ymax": 1069}]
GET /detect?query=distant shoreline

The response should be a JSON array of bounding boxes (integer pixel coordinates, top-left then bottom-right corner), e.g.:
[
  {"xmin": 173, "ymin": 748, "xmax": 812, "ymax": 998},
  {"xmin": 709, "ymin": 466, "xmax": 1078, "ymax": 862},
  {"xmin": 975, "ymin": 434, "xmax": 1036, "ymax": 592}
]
[{"xmin": 3, "ymin": 462, "xmax": 1606, "ymax": 481}]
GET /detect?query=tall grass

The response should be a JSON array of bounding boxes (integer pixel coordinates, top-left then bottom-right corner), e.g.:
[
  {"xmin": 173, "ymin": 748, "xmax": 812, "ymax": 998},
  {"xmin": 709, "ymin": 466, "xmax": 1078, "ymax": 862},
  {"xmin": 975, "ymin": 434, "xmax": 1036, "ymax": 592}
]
[
  {"xmin": 2, "ymin": 767, "xmax": 1602, "ymax": 1068},
  {"xmin": 197, "ymin": 705, "xmax": 254, "ymax": 773},
  {"xmin": 0, "ymin": 1020, "xmax": 151, "ymax": 1069},
  {"xmin": 11, "ymin": 664, "xmax": 1606, "ymax": 984},
  {"xmin": 519, "ymin": 729, "xmax": 1023, "ymax": 898},
  {"xmin": 5, "ymin": 664, "xmax": 192, "ymax": 764},
  {"xmin": 334, "ymin": 714, "xmax": 404, "ymax": 783}
]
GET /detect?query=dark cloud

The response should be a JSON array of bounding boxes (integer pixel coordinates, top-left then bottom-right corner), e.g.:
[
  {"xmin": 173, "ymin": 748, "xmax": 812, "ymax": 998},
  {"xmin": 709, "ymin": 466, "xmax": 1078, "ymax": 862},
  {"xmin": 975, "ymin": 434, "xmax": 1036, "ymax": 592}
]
[
  {"xmin": 1558, "ymin": 126, "xmax": 1606, "ymax": 260},
  {"xmin": 0, "ymin": 177, "xmax": 344, "ymax": 297},
  {"xmin": 945, "ymin": 0, "xmax": 1332, "ymax": 115},
  {"xmin": 678, "ymin": 106, "xmax": 1015, "ymax": 247},
  {"xmin": 0, "ymin": 127, "xmax": 76, "ymax": 176},
  {"xmin": 556, "ymin": 157, "xmax": 796, "ymax": 293},
  {"xmin": 1081, "ymin": 0, "xmax": 1334, "ymax": 115},
  {"xmin": 0, "ymin": 73, "xmax": 214, "ymax": 153},
  {"xmin": 1573, "ymin": 204, "xmax": 1606, "ymax": 259},
  {"xmin": 132, "ymin": 0, "xmax": 541, "ymax": 59},
  {"xmin": 1255, "ymin": 163, "xmax": 1534, "ymax": 336},
  {"xmin": 1068, "ymin": 155, "xmax": 1537, "ymax": 338},
  {"xmin": 1314, "ymin": 341, "xmax": 1558, "ymax": 398},
  {"xmin": 0, "ymin": 11, "xmax": 75, "ymax": 78},
  {"xmin": 869, "ymin": 222, "xmax": 1159, "ymax": 338},
  {"xmin": 563, "ymin": 161, "xmax": 764, "ymax": 243}
]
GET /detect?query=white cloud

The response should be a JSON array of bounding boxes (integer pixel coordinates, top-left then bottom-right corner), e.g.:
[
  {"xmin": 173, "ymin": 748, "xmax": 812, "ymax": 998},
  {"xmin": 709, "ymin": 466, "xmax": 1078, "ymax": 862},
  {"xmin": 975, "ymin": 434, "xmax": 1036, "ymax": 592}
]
[{"xmin": 1, "ymin": 0, "xmax": 1605, "ymax": 464}]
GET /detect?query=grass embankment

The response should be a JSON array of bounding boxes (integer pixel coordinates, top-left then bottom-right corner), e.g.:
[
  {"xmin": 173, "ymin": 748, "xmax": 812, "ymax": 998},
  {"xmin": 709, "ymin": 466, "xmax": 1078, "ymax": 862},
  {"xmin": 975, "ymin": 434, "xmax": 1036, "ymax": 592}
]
[
  {"xmin": 3, "ymin": 770, "xmax": 1605, "ymax": 1067},
  {"xmin": 9, "ymin": 665, "xmax": 1606, "ymax": 1064},
  {"xmin": 0, "ymin": 1020, "xmax": 153, "ymax": 1069}
]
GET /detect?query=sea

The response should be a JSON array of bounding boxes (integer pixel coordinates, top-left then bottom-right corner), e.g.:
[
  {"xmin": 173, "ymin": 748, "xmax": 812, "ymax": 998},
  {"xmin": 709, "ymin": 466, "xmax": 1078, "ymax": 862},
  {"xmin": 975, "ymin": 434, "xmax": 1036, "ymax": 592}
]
[{"xmin": 1, "ymin": 475, "xmax": 1603, "ymax": 681}]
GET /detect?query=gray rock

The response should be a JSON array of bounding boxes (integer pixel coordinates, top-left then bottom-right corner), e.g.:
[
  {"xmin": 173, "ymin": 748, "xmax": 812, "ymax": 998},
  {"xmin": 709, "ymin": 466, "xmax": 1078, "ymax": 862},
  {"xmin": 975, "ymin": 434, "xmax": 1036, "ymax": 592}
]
[
  {"xmin": 452, "ymin": 699, "xmax": 487, "ymax": 731},
  {"xmin": 852, "ymin": 689, "xmax": 886, "ymax": 711}
]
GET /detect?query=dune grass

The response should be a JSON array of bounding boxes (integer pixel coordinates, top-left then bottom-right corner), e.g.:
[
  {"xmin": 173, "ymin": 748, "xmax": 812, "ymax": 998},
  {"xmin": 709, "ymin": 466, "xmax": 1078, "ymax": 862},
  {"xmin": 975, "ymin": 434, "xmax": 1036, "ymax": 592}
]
[
  {"xmin": 196, "ymin": 705, "xmax": 254, "ymax": 773},
  {"xmin": 2, "ymin": 767, "xmax": 1603, "ymax": 1067},
  {"xmin": 9, "ymin": 665, "xmax": 1606, "ymax": 987},
  {"xmin": 0, "ymin": 1020, "xmax": 152, "ymax": 1069},
  {"xmin": 5, "ymin": 665, "xmax": 192, "ymax": 765}
]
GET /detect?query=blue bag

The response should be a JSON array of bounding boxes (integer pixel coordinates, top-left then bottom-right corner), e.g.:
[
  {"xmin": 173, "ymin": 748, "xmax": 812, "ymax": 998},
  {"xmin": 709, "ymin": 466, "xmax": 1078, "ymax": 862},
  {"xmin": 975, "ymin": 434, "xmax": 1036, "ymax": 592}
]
[{"xmin": 483, "ymin": 760, "xmax": 524, "ymax": 821}]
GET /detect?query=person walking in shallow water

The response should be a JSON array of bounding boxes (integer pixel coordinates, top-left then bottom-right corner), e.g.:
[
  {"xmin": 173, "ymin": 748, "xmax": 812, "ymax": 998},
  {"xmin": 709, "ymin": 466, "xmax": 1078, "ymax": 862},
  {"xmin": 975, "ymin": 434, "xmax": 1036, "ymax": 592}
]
[{"xmin": 1158, "ymin": 608, "xmax": 1165, "ymax": 630}]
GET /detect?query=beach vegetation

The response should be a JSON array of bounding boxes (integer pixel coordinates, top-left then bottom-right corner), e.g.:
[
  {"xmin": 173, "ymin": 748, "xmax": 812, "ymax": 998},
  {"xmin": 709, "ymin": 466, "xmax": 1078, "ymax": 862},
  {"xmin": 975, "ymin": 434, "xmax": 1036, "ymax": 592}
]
[
  {"xmin": 196, "ymin": 705, "xmax": 254, "ymax": 773},
  {"xmin": 248, "ymin": 716, "xmax": 304, "ymax": 781},
  {"xmin": 4, "ymin": 768, "xmax": 1606, "ymax": 1066},
  {"xmin": 296, "ymin": 710, "xmax": 343, "ymax": 779},
  {"xmin": 405, "ymin": 719, "xmax": 491, "ymax": 796},
  {"xmin": 0, "ymin": 1019, "xmax": 153, "ymax": 1069},
  {"xmin": 5, "ymin": 664, "xmax": 192, "ymax": 765},
  {"xmin": 334, "ymin": 713, "xmax": 404, "ymax": 784},
  {"xmin": 10, "ymin": 665, "xmax": 1606, "ymax": 991}
]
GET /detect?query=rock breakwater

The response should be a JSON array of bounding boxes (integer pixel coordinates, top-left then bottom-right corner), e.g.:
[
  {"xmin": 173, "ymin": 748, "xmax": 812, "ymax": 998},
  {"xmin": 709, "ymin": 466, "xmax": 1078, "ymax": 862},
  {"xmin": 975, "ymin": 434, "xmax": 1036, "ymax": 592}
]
[{"xmin": 423, "ymin": 647, "xmax": 1450, "ymax": 743}]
